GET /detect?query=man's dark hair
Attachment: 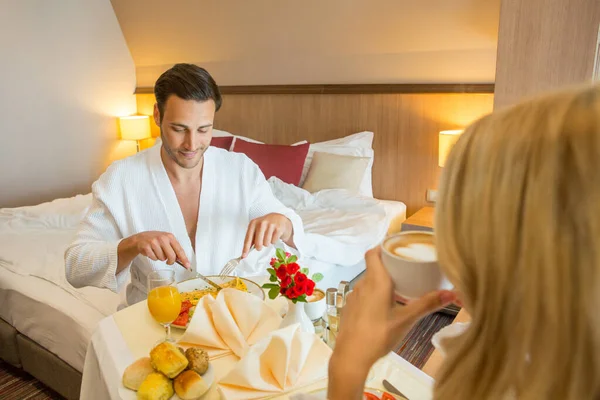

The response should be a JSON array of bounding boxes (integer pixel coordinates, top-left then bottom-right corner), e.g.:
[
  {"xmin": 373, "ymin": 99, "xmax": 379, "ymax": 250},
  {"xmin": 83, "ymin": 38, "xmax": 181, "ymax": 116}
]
[{"xmin": 154, "ymin": 64, "xmax": 222, "ymax": 122}]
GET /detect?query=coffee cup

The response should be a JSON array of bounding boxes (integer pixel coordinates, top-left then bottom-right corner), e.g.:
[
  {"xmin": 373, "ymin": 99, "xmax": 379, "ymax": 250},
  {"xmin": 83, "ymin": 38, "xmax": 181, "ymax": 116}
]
[
  {"xmin": 304, "ymin": 288, "xmax": 326, "ymax": 321},
  {"xmin": 380, "ymin": 231, "xmax": 452, "ymax": 299}
]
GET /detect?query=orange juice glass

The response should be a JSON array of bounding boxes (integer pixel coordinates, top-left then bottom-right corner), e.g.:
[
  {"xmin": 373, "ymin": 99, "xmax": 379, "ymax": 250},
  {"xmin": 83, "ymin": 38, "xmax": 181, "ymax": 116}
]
[
  {"xmin": 148, "ymin": 286, "xmax": 182, "ymax": 323},
  {"xmin": 147, "ymin": 270, "xmax": 181, "ymax": 342}
]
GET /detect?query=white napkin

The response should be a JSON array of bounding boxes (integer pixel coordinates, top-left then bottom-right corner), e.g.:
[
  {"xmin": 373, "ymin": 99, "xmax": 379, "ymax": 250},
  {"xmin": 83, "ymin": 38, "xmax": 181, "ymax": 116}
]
[
  {"xmin": 178, "ymin": 289, "xmax": 282, "ymax": 358},
  {"xmin": 218, "ymin": 324, "xmax": 332, "ymax": 399},
  {"xmin": 431, "ymin": 321, "xmax": 470, "ymax": 357}
]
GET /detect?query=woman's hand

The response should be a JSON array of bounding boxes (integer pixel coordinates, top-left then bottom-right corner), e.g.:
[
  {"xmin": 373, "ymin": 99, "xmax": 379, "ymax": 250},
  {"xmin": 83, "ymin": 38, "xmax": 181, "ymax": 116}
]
[{"xmin": 328, "ymin": 247, "xmax": 456, "ymax": 400}]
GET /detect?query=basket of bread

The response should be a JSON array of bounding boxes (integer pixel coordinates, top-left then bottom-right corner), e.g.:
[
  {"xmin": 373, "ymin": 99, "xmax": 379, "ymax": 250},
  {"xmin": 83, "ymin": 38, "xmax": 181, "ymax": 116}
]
[{"xmin": 122, "ymin": 341, "xmax": 213, "ymax": 400}]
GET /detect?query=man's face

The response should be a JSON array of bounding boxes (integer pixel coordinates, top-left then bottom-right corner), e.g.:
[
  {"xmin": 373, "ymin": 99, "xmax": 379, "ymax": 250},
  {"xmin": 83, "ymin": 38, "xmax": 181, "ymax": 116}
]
[{"xmin": 154, "ymin": 95, "xmax": 216, "ymax": 169}]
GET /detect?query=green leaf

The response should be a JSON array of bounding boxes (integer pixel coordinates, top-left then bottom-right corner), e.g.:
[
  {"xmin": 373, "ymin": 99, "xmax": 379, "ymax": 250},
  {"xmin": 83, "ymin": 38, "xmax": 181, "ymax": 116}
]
[
  {"xmin": 276, "ymin": 248, "xmax": 286, "ymax": 261},
  {"xmin": 287, "ymin": 255, "xmax": 298, "ymax": 264},
  {"xmin": 296, "ymin": 294, "xmax": 307, "ymax": 303},
  {"xmin": 267, "ymin": 268, "xmax": 276, "ymax": 276},
  {"xmin": 291, "ymin": 298, "xmax": 298, "ymax": 304},
  {"xmin": 262, "ymin": 283, "xmax": 279, "ymax": 289},
  {"xmin": 311, "ymin": 273, "xmax": 324, "ymax": 283},
  {"xmin": 301, "ymin": 268, "xmax": 309, "ymax": 275},
  {"xmin": 269, "ymin": 275, "xmax": 277, "ymax": 282},
  {"xmin": 268, "ymin": 286, "xmax": 280, "ymax": 300}
]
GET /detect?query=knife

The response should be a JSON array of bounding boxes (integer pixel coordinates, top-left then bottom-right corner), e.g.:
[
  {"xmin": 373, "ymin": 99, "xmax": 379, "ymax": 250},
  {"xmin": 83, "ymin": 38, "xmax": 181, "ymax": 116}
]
[
  {"xmin": 382, "ymin": 379, "xmax": 409, "ymax": 400},
  {"xmin": 174, "ymin": 259, "xmax": 223, "ymax": 292}
]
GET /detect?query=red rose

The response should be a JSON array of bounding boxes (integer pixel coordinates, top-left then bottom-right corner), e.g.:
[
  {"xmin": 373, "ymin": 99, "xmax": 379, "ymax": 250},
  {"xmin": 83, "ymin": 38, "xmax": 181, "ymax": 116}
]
[
  {"xmin": 286, "ymin": 263, "xmax": 300, "ymax": 275},
  {"xmin": 305, "ymin": 280, "xmax": 315, "ymax": 296},
  {"xmin": 281, "ymin": 275, "xmax": 292, "ymax": 288},
  {"xmin": 285, "ymin": 287, "xmax": 295, "ymax": 299},
  {"xmin": 287, "ymin": 285, "xmax": 300, "ymax": 299},
  {"xmin": 294, "ymin": 272, "xmax": 307, "ymax": 285},
  {"xmin": 285, "ymin": 252, "xmax": 291, "ymax": 257},
  {"xmin": 295, "ymin": 281, "xmax": 307, "ymax": 295},
  {"xmin": 270, "ymin": 258, "xmax": 278, "ymax": 266},
  {"xmin": 276, "ymin": 265, "xmax": 288, "ymax": 280},
  {"xmin": 280, "ymin": 287, "xmax": 287, "ymax": 296}
]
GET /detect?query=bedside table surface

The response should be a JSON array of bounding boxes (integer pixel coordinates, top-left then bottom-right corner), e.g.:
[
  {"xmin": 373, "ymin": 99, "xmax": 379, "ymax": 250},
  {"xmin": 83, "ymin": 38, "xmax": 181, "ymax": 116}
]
[{"xmin": 401, "ymin": 206, "xmax": 434, "ymax": 231}]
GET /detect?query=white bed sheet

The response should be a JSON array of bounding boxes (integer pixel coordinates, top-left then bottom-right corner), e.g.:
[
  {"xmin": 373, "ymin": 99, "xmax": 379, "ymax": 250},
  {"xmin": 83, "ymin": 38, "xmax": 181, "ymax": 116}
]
[
  {"xmin": 376, "ymin": 199, "xmax": 407, "ymax": 234},
  {"xmin": 313, "ymin": 259, "xmax": 367, "ymax": 290},
  {"xmin": 0, "ymin": 267, "xmax": 119, "ymax": 372},
  {"xmin": 303, "ymin": 198, "xmax": 405, "ymax": 290}
]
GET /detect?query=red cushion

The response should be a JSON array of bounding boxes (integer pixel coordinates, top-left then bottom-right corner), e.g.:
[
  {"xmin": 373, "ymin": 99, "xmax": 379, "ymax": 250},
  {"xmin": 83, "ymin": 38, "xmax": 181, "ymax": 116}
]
[
  {"xmin": 232, "ymin": 139, "xmax": 310, "ymax": 185},
  {"xmin": 210, "ymin": 136, "xmax": 234, "ymax": 150}
]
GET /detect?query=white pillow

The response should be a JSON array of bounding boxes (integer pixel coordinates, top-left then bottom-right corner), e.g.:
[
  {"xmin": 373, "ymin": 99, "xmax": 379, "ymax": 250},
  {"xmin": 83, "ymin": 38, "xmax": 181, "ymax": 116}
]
[
  {"xmin": 0, "ymin": 193, "xmax": 92, "ymax": 229},
  {"xmin": 212, "ymin": 130, "xmax": 374, "ymax": 196},
  {"xmin": 298, "ymin": 131, "xmax": 374, "ymax": 197},
  {"xmin": 213, "ymin": 129, "xmax": 263, "ymax": 150},
  {"xmin": 214, "ymin": 129, "xmax": 310, "ymax": 151}
]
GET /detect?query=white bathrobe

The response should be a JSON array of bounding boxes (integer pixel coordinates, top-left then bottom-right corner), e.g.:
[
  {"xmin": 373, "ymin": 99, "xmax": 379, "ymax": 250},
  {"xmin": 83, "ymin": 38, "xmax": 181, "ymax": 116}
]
[{"xmin": 65, "ymin": 144, "xmax": 305, "ymax": 305}]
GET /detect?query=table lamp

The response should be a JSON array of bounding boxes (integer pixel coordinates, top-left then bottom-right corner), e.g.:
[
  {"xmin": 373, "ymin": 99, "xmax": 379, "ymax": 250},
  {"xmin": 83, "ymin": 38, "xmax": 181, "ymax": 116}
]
[
  {"xmin": 438, "ymin": 130, "xmax": 463, "ymax": 167},
  {"xmin": 119, "ymin": 115, "xmax": 151, "ymax": 152}
]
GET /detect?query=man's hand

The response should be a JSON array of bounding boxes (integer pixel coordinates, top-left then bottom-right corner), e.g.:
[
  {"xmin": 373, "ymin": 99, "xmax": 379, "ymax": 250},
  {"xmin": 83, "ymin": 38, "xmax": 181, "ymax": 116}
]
[
  {"xmin": 242, "ymin": 213, "xmax": 293, "ymax": 257},
  {"xmin": 117, "ymin": 231, "xmax": 191, "ymax": 273}
]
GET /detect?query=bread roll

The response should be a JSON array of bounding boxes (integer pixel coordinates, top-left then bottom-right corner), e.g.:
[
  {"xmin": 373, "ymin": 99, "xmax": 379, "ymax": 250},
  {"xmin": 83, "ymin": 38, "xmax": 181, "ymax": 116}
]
[
  {"xmin": 174, "ymin": 370, "xmax": 210, "ymax": 399},
  {"xmin": 150, "ymin": 341, "xmax": 189, "ymax": 378},
  {"xmin": 122, "ymin": 357, "xmax": 155, "ymax": 390},
  {"xmin": 137, "ymin": 372, "xmax": 173, "ymax": 400},
  {"xmin": 185, "ymin": 347, "xmax": 209, "ymax": 375}
]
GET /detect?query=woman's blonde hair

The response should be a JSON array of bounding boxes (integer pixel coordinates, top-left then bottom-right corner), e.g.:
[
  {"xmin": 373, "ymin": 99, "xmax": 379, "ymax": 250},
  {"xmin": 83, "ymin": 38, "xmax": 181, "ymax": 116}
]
[{"xmin": 434, "ymin": 86, "xmax": 600, "ymax": 399}]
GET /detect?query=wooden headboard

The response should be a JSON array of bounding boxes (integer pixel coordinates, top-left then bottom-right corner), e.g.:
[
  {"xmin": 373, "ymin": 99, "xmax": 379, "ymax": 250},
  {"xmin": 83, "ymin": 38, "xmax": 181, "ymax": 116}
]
[{"xmin": 136, "ymin": 84, "xmax": 494, "ymax": 216}]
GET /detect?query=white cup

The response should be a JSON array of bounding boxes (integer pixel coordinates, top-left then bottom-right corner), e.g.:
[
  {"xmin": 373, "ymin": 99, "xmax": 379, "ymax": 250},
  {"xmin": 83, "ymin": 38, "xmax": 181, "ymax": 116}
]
[
  {"xmin": 380, "ymin": 231, "xmax": 452, "ymax": 299},
  {"xmin": 304, "ymin": 289, "xmax": 326, "ymax": 321}
]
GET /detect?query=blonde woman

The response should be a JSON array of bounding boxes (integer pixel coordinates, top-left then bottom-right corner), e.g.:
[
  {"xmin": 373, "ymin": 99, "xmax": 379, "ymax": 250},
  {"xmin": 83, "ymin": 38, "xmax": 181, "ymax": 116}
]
[{"xmin": 328, "ymin": 85, "xmax": 600, "ymax": 399}]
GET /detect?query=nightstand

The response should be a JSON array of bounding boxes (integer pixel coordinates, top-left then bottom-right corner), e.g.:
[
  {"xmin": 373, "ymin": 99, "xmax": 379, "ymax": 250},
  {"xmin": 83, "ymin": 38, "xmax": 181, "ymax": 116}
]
[{"xmin": 401, "ymin": 206, "xmax": 434, "ymax": 232}]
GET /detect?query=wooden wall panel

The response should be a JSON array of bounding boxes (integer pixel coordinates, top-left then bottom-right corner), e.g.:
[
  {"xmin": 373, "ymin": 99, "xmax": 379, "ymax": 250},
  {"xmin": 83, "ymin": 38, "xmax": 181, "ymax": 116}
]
[
  {"xmin": 494, "ymin": 0, "xmax": 600, "ymax": 109},
  {"xmin": 136, "ymin": 93, "xmax": 493, "ymax": 216}
]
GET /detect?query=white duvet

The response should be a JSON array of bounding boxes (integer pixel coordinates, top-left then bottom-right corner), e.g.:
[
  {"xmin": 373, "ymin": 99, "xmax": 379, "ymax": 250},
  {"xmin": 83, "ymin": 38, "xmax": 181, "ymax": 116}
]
[
  {"xmin": 0, "ymin": 194, "xmax": 122, "ymax": 316},
  {"xmin": 268, "ymin": 177, "xmax": 388, "ymax": 265},
  {"xmin": 0, "ymin": 179, "xmax": 397, "ymax": 314}
]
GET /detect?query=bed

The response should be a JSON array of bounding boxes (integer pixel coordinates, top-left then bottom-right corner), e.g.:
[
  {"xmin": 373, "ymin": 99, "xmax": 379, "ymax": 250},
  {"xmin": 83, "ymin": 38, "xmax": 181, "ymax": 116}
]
[{"xmin": 0, "ymin": 133, "xmax": 406, "ymax": 399}]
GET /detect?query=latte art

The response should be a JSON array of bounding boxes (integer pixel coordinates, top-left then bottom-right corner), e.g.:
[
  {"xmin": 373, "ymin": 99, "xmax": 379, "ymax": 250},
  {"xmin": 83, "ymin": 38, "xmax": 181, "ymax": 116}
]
[
  {"xmin": 381, "ymin": 231, "xmax": 450, "ymax": 298},
  {"xmin": 392, "ymin": 243, "xmax": 437, "ymax": 262}
]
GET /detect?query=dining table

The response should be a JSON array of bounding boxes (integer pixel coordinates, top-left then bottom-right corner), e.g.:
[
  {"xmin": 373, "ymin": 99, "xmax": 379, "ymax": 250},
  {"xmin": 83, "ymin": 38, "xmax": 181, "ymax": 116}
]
[{"xmin": 79, "ymin": 275, "xmax": 436, "ymax": 400}]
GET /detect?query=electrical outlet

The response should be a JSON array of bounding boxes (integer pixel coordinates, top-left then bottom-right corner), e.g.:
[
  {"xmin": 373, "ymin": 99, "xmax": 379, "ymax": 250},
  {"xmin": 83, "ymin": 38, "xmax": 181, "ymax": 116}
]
[
  {"xmin": 593, "ymin": 23, "xmax": 600, "ymax": 82},
  {"xmin": 427, "ymin": 189, "xmax": 438, "ymax": 203}
]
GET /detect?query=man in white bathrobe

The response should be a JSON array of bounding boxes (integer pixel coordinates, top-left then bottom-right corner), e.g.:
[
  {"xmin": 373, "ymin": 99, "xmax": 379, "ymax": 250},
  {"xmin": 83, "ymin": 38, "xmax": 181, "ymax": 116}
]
[{"xmin": 65, "ymin": 64, "xmax": 305, "ymax": 305}]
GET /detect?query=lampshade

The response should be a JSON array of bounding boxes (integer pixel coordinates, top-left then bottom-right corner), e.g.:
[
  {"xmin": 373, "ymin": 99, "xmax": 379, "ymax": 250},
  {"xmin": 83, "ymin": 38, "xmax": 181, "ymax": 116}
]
[
  {"xmin": 119, "ymin": 115, "xmax": 151, "ymax": 141},
  {"xmin": 438, "ymin": 130, "xmax": 463, "ymax": 167}
]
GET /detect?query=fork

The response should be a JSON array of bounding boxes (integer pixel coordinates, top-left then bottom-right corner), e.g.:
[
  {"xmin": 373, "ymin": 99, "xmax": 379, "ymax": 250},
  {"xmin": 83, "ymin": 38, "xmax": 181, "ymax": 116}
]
[{"xmin": 219, "ymin": 245, "xmax": 254, "ymax": 277}]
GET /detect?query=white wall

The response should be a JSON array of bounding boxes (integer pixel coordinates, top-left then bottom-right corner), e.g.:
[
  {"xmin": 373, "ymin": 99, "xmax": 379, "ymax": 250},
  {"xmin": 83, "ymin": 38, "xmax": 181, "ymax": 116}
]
[
  {"xmin": 0, "ymin": 0, "xmax": 137, "ymax": 208},
  {"xmin": 111, "ymin": 0, "xmax": 501, "ymax": 87}
]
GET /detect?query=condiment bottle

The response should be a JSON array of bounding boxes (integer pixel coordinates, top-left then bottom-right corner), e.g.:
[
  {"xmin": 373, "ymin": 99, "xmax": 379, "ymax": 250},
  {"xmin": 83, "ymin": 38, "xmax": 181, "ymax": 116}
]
[
  {"xmin": 325, "ymin": 288, "xmax": 338, "ymax": 348},
  {"xmin": 336, "ymin": 281, "xmax": 350, "ymax": 323}
]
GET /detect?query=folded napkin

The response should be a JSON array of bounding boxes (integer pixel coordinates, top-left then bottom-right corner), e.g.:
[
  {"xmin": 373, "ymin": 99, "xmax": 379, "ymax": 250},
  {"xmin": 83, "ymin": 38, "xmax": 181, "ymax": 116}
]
[
  {"xmin": 218, "ymin": 324, "xmax": 332, "ymax": 399},
  {"xmin": 178, "ymin": 288, "xmax": 282, "ymax": 359}
]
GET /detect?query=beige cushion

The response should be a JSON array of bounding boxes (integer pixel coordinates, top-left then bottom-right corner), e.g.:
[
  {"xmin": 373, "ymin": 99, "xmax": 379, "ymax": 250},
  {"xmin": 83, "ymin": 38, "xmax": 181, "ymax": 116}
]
[{"xmin": 301, "ymin": 151, "xmax": 370, "ymax": 193}]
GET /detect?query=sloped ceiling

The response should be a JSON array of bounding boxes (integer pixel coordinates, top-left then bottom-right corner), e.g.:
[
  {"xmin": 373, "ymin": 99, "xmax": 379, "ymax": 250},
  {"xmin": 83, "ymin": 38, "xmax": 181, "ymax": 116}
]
[{"xmin": 111, "ymin": 0, "xmax": 501, "ymax": 87}]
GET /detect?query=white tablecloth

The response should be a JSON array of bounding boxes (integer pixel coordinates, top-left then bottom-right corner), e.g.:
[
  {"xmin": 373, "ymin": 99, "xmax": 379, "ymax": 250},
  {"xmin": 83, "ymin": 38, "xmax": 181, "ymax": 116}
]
[{"xmin": 80, "ymin": 281, "xmax": 434, "ymax": 400}]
